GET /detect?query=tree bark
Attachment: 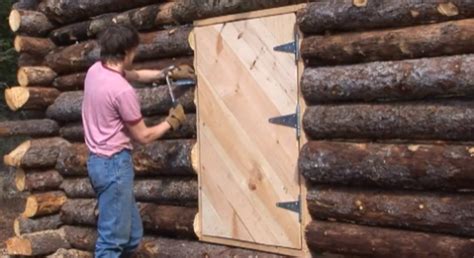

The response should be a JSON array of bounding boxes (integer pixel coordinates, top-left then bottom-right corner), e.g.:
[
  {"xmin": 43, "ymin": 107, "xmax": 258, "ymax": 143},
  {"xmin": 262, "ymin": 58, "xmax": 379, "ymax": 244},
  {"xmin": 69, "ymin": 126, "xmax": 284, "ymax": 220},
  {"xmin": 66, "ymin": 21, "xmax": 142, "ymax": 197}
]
[
  {"xmin": 298, "ymin": 1, "xmax": 474, "ymax": 34},
  {"xmin": 6, "ymin": 230, "xmax": 70, "ymax": 256},
  {"xmin": 303, "ymin": 101, "xmax": 474, "ymax": 141},
  {"xmin": 46, "ymin": 248, "xmax": 93, "ymax": 258},
  {"xmin": 18, "ymin": 66, "xmax": 57, "ymax": 86},
  {"xmin": 60, "ymin": 115, "xmax": 197, "ymax": 142},
  {"xmin": 12, "ymin": 0, "xmax": 40, "ymax": 11},
  {"xmin": 53, "ymin": 73, "xmax": 86, "ymax": 92},
  {"xmin": 133, "ymin": 140, "xmax": 196, "ymax": 176},
  {"xmin": 46, "ymin": 86, "xmax": 195, "ymax": 122},
  {"xmin": 61, "ymin": 199, "xmax": 197, "ymax": 238},
  {"xmin": 5, "ymin": 87, "xmax": 60, "ymax": 111},
  {"xmin": 39, "ymin": 0, "xmax": 158, "ymax": 24},
  {"xmin": 45, "ymin": 41, "xmax": 99, "ymax": 75},
  {"xmin": 0, "ymin": 119, "xmax": 58, "ymax": 138},
  {"xmin": 56, "ymin": 144, "xmax": 88, "ymax": 177},
  {"xmin": 133, "ymin": 56, "xmax": 194, "ymax": 70},
  {"xmin": 56, "ymin": 140, "xmax": 196, "ymax": 177},
  {"xmin": 308, "ymin": 187, "xmax": 474, "ymax": 237},
  {"xmin": 16, "ymin": 169, "xmax": 63, "ymax": 192},
  {"xmin": 299, "ymin": 141, "xmax": 474, "ymax": 191},
  {"xmin": 49, "ymin": 13, "xmax": 117, "ymax": 46},
  {"xmin": 14, "ymin": 36, "xmax": 55, "ymax": 56},
  {"xmin": 169, "ymin": 0, "xmax": 307, "ymax": 22},
  {"xmin": 302, "ymin": 54, "xmax": 474, "ymax": 104},
  {"xmin": 301, "ymin": 19, "xmax": 474, "ymax": 66},
  {"xmin": 14, "ymin": 214, "xmax": 62, "ymax": 236},
  {"xmin": 136, "ymin": 26, "xmax": 193, "ymax": 61},
  {"xmin": 137, "ymin": 236, "xmax": 285, "ymax": 258},
  {"xmin": 8, "ymin": 9, "xmax": 54, "ymax": 36},
  {"xmin": 4, "ymin": 137, "xmax": 70, "ymax": 168},
  {"xmin": 23, "ymin": 191, "xmax": 67, "ymax": 218},
  {"xmin": 18, "ymin": 53, "xmax": 44, "ymax": 67},
  {"xmin": 60, "ymin": 177, "xmax": 198, "ymax": 205},
  {"xmin": 62, "ymin": 226, "xmax": 97, "ymax": 252},
  {"xmin": 306, "ymin": 221, "xmax": 474, "ymax": 258}
]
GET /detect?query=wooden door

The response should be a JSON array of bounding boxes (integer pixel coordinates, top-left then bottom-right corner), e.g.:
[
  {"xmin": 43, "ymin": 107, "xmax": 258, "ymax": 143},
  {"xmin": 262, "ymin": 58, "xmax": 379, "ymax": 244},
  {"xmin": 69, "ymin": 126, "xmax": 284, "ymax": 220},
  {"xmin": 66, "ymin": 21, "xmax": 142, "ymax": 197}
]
[{"xmin": 195, "ymin": 12, "xmax": 301, "ymax": 251}]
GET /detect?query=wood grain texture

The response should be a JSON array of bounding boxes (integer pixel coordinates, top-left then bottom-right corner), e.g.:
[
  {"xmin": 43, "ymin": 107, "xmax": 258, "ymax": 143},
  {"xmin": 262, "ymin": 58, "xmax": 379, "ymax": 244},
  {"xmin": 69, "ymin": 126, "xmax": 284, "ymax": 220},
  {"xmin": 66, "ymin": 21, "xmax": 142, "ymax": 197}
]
[{"xmin": 196, "ymin": 13, "xmax": 300, "ymax": 248}]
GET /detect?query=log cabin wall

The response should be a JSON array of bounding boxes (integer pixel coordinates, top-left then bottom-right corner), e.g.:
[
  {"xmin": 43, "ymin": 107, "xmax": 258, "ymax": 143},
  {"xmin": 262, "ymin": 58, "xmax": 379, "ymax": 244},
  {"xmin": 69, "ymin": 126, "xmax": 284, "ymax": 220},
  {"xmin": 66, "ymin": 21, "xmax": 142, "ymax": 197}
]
[
  {"xmin": 2, "ymin": 0, "xmax": 474, "ymax": 257},
  {"xmin": 298, "ymin": 1, "xmax": 474, "ymax": 257}
]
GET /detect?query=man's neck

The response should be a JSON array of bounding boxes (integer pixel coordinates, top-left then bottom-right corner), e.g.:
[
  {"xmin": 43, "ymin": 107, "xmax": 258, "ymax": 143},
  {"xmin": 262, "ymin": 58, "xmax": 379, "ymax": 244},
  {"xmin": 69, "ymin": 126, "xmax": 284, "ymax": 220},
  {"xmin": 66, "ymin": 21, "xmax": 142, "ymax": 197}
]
[{"xmin": 103, "ymin": 61, "xmax": 124, "ymax": 74}]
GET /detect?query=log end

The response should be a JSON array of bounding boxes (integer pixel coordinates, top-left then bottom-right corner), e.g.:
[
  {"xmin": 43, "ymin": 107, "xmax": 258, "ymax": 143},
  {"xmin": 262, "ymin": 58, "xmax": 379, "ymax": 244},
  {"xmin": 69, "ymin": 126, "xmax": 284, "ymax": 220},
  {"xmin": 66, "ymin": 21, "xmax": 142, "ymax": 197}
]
[
  {"xmin": 191, "ymin": 143, "xmax": 199, "ymax": 174},
  {"xmin": 193, "ymin": 212, "xmax": 201, "ymax": 238},
  {"xmin": 5, "ymin": 87, "xmax": 30, "ymax": 111},
  {"xmin": 15, "ymin": 168, "xmax": 26, "ymax": 192},
  {"xmin": 22, "ymin": 195, "xmax": 39, "ymax": 218},
  {"xmin": 14, "ymin": 36, "xmax": 22, "ymax": 52},
  {"xmin": 17, "ymin": 67, "xmax": 29, "ymax": 87},
  {"xmin": 9, "ymin": 10, "xmax": 21, "ymax": 32},
  {"xmin": 6, "ymin": 236, "xmax": 32, "ymax": 256},
  {"xmin": 13, "ymin": 217, "xmax": 21, "ymax": 237},
  {"xmin": 353, "ymin": 0, "xmax": 368, "ymax": 7},
  {"xmin": 4, "ymin": 140, "xmax": 31, "ymax": 167}
]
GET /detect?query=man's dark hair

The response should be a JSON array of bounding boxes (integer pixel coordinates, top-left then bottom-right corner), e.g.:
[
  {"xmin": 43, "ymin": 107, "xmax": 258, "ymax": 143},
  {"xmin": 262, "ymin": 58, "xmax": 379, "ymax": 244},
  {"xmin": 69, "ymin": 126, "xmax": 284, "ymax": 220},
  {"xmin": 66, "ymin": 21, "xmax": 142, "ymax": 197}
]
[{"xmin": 98, "ymin": 25, "xmax": 139, "ymax": 63}]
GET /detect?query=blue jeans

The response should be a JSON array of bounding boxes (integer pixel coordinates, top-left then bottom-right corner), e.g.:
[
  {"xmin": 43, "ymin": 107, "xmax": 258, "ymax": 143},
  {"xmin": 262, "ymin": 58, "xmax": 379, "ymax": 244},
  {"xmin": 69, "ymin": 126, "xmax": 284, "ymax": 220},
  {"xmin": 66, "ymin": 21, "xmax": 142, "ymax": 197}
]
[{"xmin": 87, "ymin": 150, "xmax": 143, "ymax": 258}]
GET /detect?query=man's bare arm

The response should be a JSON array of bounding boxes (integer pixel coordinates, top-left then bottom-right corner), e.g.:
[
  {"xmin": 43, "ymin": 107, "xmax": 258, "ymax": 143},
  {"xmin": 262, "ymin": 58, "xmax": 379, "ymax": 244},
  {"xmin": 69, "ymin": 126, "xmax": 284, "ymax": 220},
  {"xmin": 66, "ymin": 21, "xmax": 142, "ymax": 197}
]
[
  {"xmin": 126, "ymin": 119, "xmax": 171, "ymax": 145},
  {"xmin": 125, "ymin": 69, "xmax": 164, "ymax": 83}
]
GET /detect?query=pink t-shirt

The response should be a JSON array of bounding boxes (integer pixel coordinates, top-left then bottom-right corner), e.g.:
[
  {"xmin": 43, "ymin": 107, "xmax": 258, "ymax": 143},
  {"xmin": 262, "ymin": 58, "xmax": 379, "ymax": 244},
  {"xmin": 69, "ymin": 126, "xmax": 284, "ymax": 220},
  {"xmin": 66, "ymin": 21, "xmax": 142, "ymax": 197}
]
[{"xmin": 82, "ymin": 62, "xmax": 142, "ymax": 157}]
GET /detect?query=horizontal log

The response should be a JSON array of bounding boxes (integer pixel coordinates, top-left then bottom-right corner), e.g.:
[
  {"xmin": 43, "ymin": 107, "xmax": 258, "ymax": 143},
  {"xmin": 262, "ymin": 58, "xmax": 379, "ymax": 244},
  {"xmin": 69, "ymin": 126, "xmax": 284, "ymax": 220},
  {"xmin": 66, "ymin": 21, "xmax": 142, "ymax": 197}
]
[
  {"xmin": 39, "ymin": 0, "xmax": 158, "ymax": 24},
  {"xmin": 308, "ymin": 187, "xmax": 474, "ymax": 237},
  {"xmin": 46, "ymin": 86, "xmax": 195, "ymax": 122},
  {"xmin": 18, "ymin": 66, "xmax": 57, "ymax": 86},
  {"xmin": 18, "ymin": 53, "xmax": 44, "ymax": 67},
  {"xmin": 50, "ymin": 3, "xmax": 176, "ymax": 45},
  {"xmin": 51, "ymin": 57, "xmax": 194, "ymax": 92},
  {"xmin": 14, "ymin": 214, "xmax": 62, "ymax": 236},
  {"xmin": 46, "ymin": 248, "xmax": 92, "ymax": 258},
  {"xmin": 60, "ymin": 177, "xmax": 197, "ymax": 205},
  {"xmin": 4, "ymin": 137, "xmax": 70, "ymax": 168},
  {"xmin": 302, "ymin": 54, "xmax": 474, "ymax": 104},
  {"xmin": 169, "ymin": 0, "xmax": 306, "ymax": 22},
  {"xmin": 14, "ymin": 36, "xmax": 55, "ymax": 56},
  {"xmin": 137, "ymin": 236, "xmax": 285, "ymax": 257},
  {"xmin": 306, "ymin": 221, "xmax": 474, "ymax": 258},
  {"xmin": 52, "ymin": 73, "xmax": 86, "ymax": 91},
  {"xmin": 61, "ymin": 199, "xmax": 197, "ymax": 238},
  {"xmin": 303, "ymin": 101, "xmax": 474, "ymax": 141},
  {"xmin": 6, "ymin": 229, "xmax": 70, "ymax": 256},
  {"xmin": 136, "ymin": 26, "xmax": 193, "ymax": 61},
  {"xmin": 0, "ymin": 119, "xmax": 58, "ymax": 138},
  {"xmin": 299, "ymin": 141, "xmax": 474, "ymax": 191},
  {"xmin": 5, "ymin": 87, "xmax": 60, "ymax": 111},
  {"xmin": 23, "ymin": 191, "xmax": 67, "ymax": 218},
  {"xmin": 9, "ymin": 9, "xmax": 54, "ymax": 36},
  {"xmin": 133, "ymin": 140, "xmax": 196, "ymax": 176},
  {"xmin": 16, "ymin": 169, "xmax": 63, "ymax": 192},
  {"xmin": 298, "ymin": 1, "xmax": 474, "ymax": 34},
  {"xmin": 301, "ymin": 19, "xmax": 474, "ymax": 66},
  {"xmin": 45, "ymin": 26, "xmax": 192, "ymax": 74},
  {"xmin": 60, "ymin": 114, "xmax": 197, "ymax": 142},
  {"xmin": 56, "ymin": 140, "xmax": 196, "ymax": 177}
]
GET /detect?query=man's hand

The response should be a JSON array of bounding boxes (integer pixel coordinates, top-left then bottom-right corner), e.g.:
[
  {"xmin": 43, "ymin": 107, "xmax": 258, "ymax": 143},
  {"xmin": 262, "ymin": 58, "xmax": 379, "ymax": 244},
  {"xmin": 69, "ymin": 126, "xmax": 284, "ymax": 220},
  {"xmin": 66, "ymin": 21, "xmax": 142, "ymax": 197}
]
[
  {"xmin": 168, "ymin": 65, "xmax": 196, "ymax": 80},
  {"xmin": 166, "ymin": 104, "xmax": 186, "ymax": 130}
]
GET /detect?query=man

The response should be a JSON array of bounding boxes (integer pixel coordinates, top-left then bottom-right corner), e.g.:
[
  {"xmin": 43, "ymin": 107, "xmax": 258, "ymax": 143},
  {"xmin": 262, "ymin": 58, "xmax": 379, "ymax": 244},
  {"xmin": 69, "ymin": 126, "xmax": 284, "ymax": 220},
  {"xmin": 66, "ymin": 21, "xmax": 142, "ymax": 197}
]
[{"xmin": 82, "ymin": 25, "xmax": 193, "ymax": 257}]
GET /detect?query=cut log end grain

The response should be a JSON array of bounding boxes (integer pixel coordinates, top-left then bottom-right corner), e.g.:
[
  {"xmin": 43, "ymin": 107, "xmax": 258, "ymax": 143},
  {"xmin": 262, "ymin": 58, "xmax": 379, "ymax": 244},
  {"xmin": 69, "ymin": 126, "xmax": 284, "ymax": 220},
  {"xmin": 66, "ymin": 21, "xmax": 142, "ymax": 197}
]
[
  {"xmin": 5, "ymin": 87, "xmax": 60, "ymax": 111},
  {"xmin": 353, "ymin": 0, "xmax": 367, "ymax": 7},
  {"xmin": 6, "ymin": 229, "xmax": 70, "ymax": 256},
  {"xmin": 193, "ymin": 212, "xmax": 201, "ymax": 237},
  {"xmin": 9, "ymin": 10, "xmax": 21, "ymax": 32},
  {"xmin": 23, "ymin": 191, "xmax": 67, "ymax": 218},
  {"xmin": 191, "ymin": 143, "xmax": 198, "ymax": 173},
  {"xmin": 18, "ymin": 66, "xmax": 57, "ymax": 86},
  {"xmin": 3, "ymin": 140, "xmax": 31, "ymax": 167},
  {"xmin": 15, "ymin": 169, "xmax": 26, "ymax": 191}
]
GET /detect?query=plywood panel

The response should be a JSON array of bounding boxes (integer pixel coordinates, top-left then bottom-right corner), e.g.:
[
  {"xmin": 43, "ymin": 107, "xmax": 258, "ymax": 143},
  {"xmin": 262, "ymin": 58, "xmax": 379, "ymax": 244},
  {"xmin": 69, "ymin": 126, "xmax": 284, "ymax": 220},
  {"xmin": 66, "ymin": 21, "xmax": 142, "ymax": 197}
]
[{"xmin": 196, "ymin": 13, "xmax": 300, "ymax": 249}]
